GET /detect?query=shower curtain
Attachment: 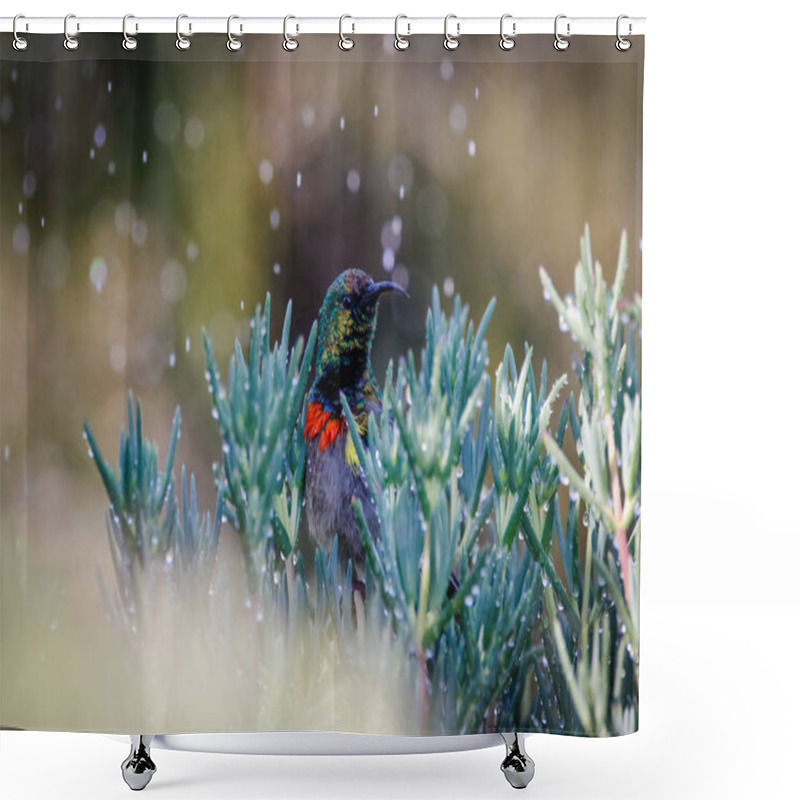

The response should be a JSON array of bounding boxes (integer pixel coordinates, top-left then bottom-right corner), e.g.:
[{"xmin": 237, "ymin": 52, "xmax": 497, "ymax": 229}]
[{"xmin": 0, "ymin": 30, "xmax": 643, "ymax": 738}]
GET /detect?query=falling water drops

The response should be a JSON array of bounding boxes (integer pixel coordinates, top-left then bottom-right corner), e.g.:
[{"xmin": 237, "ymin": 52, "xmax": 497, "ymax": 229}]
[
  {"xmin": 346, "ymin": 169, "xmax": 360, "ymax": 193},
  {"xmin": 185, "ymin": 336, "xmax": 191, "ymax": 353}
]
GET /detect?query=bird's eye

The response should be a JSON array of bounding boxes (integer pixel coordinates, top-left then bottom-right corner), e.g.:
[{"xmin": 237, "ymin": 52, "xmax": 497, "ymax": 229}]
[{"xmin": 342, "ymin": 295, "xmax": 354, "ymax": 310}]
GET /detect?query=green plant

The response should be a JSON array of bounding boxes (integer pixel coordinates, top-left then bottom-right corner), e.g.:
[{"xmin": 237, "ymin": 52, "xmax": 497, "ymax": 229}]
[
  {"xmin": 85, "ymin": 226, "xmax": 641, "ymax": 737},
  {"xmin": 538, "ymin": 226, "xmax": 641, "ymax": 735},
  {"xmin": 203, "ymin": 296, "xmax": 317, "ymax": 592},
  {"xmin": 84, "ymin": 394, "xmax": 221, "ymax": 635}
]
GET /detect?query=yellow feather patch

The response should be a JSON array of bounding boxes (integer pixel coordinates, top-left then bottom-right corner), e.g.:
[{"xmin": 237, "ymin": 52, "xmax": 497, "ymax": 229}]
[{"xmin": 345, "ymin": 431, "xmax": 360, "ymax": 473}]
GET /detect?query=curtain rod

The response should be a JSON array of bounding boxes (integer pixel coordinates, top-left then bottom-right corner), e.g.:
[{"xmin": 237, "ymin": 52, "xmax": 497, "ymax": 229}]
[{"xmin": 1, "ymin": 15, "xmax": 646, "ymax": 37}]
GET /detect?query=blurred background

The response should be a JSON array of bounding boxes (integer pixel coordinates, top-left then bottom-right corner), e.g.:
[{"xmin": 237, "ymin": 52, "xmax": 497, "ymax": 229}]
[{"xmin": 0, "ymin": 34, "xmax": 641, "ymax": 730}]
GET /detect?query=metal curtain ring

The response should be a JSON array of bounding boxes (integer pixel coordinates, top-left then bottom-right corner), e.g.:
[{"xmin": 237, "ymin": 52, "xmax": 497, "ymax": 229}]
[
  {"xmin": 443, "ymin": 14, "xmax": 460, "ymax": 51},
  {"xmin": 283, "ymin": 15, "xmax": 299, "ymax": 51},
  {"xmin": 64, "ymin": 13, "xmax": 79, "ymax": 51},
  {"xmin": 176, "ymin": 14, "xmax": 191, "ymax": 50},
  {"xmin": 12, "ymin": 15, "xmax": 28, "ymax": 51},
  {"xmin": 394, "ymin": 14, "xmax": 410, "ymax": 51},
  {"xmin": 227, "ymin": 15, "xmax": 243, "ymax": 51},
  {"xmin": 554, "ymin": 14, "xmax": 570, "ymax": 51},
  {"xmin": 339, "ymin": 15, "xmax": 355, "ymax": 50},
  {"xmin": 122, "ymin": 15, "xmax": 138, "ymax": 51},
  {"xmin": 499, "ymin": 14, "xmax": 516, "ymax": 50},
  {"xmin": 616, "ymin": 15, "xmax": 632, "ymax": 51}
]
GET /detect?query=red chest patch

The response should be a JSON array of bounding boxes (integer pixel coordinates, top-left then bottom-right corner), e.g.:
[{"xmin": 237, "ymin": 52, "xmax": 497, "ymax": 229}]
[{"xmin": 304, "ymin": 402, "xmax": 345, "ymax": 452}]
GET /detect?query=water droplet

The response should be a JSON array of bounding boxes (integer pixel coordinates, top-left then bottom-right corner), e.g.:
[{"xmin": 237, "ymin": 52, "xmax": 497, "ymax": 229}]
[
  {"xmin": 301, "ymin": 103, "xmax": 315, "ymax": 128},
  {"xmin": 346, "ymin": 168, "xmax": 360, "ymax": 193},
  {"xmin": 211, "ymin": 407, "xmax": 219, "ymax": 420},
  {"xmin": 89, "ymin": 257, "xmax": 107, "ymax": 292},
  {"xmin": 467, "ymin": 139, "xmax": 476, "ymax": 157},
  {"xmin": 463, "ymin": 594, "xmax": 474, "ymax": 607},
  {"xmin": 449, "ymin": 103, "xmax": 467, "ymax": 134},
  {"xmin": 543, "ymin": 288, "xmax": 551, "ymax": 303},
  {"xmin": 22, "ymin": 172, "xmax": 36, "ymax": 198},
  {"xmin": 558, "ymin": 314, "xmax": 569, "ymax": 332},
  {"xmin": 475, "ymin": 86, "xmax": 479, "ymax": 100},
  {"xmin": 4, "ymin": 446, "xmax": 9, "ymax": 461},
  {"xmin": 399, "ymin": 185, "xmax": 405, "ymax": 200},
  {"xmin": 374, "ymin": 104, "xmax": 379, "ymax": 117},
  {"xmin": 142, "ymin": 150, "xmax": 148, "ymax": 164},
  {"xmin": 626, "ymin": 376, "xmax": 633, "ymax": 388},
  {"xmin": 270, "ymin": 208, "xmax": 280, "ymax": 230},
  {"xmin": 559, "ymin": 473, "xmax": 570, "ymax": 487},
  {"xmin": 443, "ymin": 277, "xmax": 455, "ymax": 298},
  {"xmin": 569, "ymin": 488, "xmax": 579, "ymax": 503},
  {"xmin": 583, "ymin": 511, "xmax": 590, "ymax": 527},
  {"xmin": 273, "ymin": 262, "xmax": 281, "ymax": 275},
  {"xmin": 93, "ymin": 123, "xmax": 106, "ymax": 149},
  {"xmin": 340, "ymin": 116, "xmax": 346, "ymax": 130},
  {"xmin": 296, "ymin": 171, "xmax": 302, "ymax": 188},
  {"xmin": 185, "ymin": 336, "xmax": 191, "ymax": 353}
]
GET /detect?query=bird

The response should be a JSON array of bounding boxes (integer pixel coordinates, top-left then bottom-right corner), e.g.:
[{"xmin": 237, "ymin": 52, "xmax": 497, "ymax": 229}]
[{"xmin": 303, "ymin": 269, "xmax": 408, "ymax": 576}]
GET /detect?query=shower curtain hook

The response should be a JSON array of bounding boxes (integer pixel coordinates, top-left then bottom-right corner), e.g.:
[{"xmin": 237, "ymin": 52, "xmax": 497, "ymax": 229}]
[
  {"xmin": 176, "ymin": 14, "xmax": 191, "ymax": 50},
  {"xmin": 283, "ymin": 15, "xmax": 299, "ymax": 51},
  {"xmin": 339, "ymin": 15, "xmax": 355, "ymax": 51},
  {"xmin": 553, "ymin": 14, "xmax": 570, "ymax": 51},
  {"xmin": 122, "ymin": 15, "xmax": 138, "ymax": 51},
  {"xmin": 227, "ymin": 15, "xmax": 243, "ymax": 51},
  {"xmin": 499, "ymin": 14, "xmax": 516, "ymax": 50},
  {"xmin": 63, "ymin": 14, "xmax": 80, "ymax": 51},
  {"xmin": 443, "ymin": 14, "xmax": 460, "ymax": 51},
  {"xmin": 12, "ymin": 15, "xmax": 28, "ymax": 51},
  {"xmin": 394, "ymin": 15, "xmax": 410, "ymax": 51},
  {"xmin": 615, "ymin": 15, "xmax": 632, "ymax": 51}
]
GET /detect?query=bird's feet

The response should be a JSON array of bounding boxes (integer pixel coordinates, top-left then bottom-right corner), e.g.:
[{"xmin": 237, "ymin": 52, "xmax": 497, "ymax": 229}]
[
  {"xmin": 121, "ymin": 735, "xmax": 156, "ymax": 791},
  {"xmin": 499, "ymin": 732, "xmax": 535, "ymax": 789}
]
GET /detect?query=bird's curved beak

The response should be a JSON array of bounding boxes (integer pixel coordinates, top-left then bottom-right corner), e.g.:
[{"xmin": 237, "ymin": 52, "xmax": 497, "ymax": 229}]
[{"xmin": 363, "ymin": 280, "xmax": 410, "ymax": 304}]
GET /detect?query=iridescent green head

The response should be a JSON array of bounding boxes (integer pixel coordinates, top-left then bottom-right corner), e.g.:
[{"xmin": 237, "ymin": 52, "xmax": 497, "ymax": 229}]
[{"xmin": 312, "ymin": 269, "xmax": 408, "ymax": 403}]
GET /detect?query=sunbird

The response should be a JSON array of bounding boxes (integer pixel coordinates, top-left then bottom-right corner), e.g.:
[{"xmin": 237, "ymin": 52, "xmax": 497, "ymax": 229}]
[{"xmin": 304, "ymin": 269, "xmax": 408, "ymax": 574}]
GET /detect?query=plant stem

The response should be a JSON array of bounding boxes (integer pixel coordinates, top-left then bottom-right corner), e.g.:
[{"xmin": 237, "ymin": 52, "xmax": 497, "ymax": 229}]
[{"xmin": 603, "ymin": 412, "xmax": 631, "ymax": 604}]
